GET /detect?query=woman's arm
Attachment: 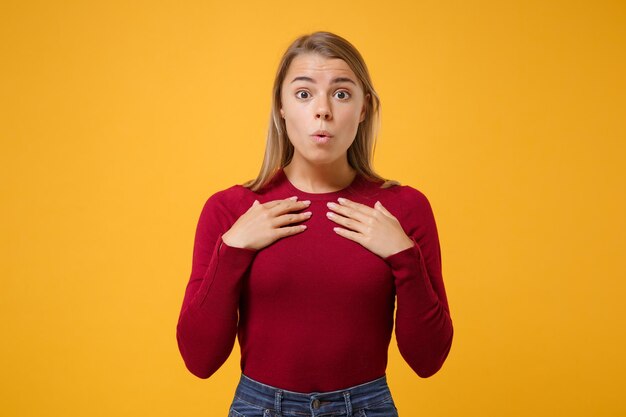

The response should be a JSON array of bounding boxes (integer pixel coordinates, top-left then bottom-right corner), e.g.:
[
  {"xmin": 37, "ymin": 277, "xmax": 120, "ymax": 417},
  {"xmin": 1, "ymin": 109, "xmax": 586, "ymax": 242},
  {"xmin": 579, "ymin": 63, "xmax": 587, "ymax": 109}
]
[
  {"xmin": 176, "ymin": 191, "xmax": 257, "ymax": 379},
  {"xmin": 383, "ymin": 188, "xmax": 453, "ymax": 377}
]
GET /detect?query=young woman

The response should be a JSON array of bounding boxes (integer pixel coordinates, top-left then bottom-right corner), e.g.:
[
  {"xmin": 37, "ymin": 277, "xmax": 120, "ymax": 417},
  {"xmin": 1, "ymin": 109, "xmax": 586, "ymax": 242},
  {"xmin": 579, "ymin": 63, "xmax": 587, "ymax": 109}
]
[{"xmin": 176, "ymin": 31, "xmax": 453, "ymax": 417}]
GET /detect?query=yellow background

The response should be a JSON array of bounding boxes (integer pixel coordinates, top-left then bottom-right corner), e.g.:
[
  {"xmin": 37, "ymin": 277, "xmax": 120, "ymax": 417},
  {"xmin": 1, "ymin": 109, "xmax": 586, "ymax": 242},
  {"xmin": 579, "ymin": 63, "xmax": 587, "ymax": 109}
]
[{"xmin": 1, "ymin": 1, "xmax": 625, "ymax": 416}]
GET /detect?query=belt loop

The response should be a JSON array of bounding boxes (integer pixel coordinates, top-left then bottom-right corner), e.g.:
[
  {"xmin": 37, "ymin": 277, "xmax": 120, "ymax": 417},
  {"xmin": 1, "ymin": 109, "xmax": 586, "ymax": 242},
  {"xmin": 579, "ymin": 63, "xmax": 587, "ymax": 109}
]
[
  {"xmin": 343, "ymin": 391, "xmax": 352, "ymax": 416},
  {"xmin": 274, "ymin": 390, "xmax": 283, "ymax": 416}
]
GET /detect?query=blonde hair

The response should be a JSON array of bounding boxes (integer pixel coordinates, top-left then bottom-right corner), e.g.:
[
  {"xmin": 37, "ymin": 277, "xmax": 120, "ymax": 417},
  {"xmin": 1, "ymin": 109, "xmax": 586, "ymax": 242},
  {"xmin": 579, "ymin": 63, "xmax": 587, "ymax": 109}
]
[{"xmin": 242, "ymin": 31, "xmax": 401, "ymax": 191}]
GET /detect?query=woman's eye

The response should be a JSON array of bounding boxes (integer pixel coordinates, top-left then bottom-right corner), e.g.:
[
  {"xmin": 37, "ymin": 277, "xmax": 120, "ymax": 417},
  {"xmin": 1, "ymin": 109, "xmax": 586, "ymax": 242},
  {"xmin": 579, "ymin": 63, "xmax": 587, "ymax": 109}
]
[
  {"xmin": 296, "ymin": 90, "xmax": 310, "ymax": 99},
  {"xmin": 335, "ymin": 90, "xmax": 351, "ymax": 100}
]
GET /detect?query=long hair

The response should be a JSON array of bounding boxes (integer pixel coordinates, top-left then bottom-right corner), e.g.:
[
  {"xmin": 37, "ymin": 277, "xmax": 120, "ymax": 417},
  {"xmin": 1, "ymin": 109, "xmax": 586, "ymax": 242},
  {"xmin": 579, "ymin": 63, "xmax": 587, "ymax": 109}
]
[{"xmin": 242, "ymin": 31, "xmax": 401, "ymax": 191}]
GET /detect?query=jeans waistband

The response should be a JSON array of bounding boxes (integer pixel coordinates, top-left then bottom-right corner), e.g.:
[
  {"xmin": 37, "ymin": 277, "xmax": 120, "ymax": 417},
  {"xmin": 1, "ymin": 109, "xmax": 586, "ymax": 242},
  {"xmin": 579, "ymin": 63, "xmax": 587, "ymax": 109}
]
[{"xmin": 234, "ymin": 372, "xmax": 392, "ymax": 415}]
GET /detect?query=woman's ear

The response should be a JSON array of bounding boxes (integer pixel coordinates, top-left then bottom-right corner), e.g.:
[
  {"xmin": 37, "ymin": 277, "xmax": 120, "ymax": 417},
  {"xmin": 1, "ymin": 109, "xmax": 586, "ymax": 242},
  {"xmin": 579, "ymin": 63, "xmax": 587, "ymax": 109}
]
[
  {"xmin": 360, "ymin": 94, "xmax": 370, "ymax": 122},
  {"xmin": 280, "ymin": 108, "xmax": 285, "ymax": 118}
]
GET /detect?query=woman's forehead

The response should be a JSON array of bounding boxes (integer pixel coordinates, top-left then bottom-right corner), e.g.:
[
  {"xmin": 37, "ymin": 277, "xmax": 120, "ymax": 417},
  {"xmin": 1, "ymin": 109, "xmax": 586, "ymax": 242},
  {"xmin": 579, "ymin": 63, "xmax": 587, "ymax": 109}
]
[{"xmin": 285, "ymin": 53, "xmax": 356, "ymax": 81}]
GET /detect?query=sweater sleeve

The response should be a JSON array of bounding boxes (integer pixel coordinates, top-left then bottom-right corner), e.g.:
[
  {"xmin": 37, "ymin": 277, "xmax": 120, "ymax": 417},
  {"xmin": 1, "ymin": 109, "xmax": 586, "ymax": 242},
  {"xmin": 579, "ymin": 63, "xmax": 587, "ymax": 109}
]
[
  {"xmin": 383, "ymin": 188, "xmax": 453, "ymax": 378},
  {"xmin": 176, "ymin": 190, "xmax": 257, "ymax": 379}
]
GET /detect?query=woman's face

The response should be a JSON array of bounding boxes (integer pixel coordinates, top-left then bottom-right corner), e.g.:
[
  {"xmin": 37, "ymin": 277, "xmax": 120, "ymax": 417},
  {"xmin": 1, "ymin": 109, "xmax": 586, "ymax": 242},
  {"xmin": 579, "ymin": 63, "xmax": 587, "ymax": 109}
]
[{"xmin": 280, "ymin": 53, "xmax": 369, "ymax": 166}]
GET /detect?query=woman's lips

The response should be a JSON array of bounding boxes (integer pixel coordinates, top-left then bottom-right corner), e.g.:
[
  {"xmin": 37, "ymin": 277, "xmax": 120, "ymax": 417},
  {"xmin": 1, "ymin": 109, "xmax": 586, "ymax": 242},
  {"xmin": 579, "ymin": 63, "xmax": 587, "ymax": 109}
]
[
  {"xmin": 311, "ymin": 129, "xmax": 333, "ymax": 144},
  {"xmin": 311, "ymin": 135, "xmax": 332, "ymax": 144}
]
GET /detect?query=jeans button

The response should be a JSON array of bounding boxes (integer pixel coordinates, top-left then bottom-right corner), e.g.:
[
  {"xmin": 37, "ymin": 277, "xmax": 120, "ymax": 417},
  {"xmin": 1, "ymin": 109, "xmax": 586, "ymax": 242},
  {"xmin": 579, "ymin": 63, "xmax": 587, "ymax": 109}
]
[{"xmin": 312, "ymin": 399, "xmax": 320, "ymax": 409}]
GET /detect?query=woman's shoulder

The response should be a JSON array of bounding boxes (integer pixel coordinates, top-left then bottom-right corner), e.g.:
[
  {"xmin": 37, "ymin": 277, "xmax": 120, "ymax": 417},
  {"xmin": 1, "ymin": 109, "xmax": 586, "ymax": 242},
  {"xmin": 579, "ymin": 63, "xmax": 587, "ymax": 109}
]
[
  {"xmin": 207, "ymin": 183, "xmax": 250, "ymax": 200},
  {"xmin": 199, "ymin": 183, "xmax": 255, "ymax": 220},
  {"xmin": 378, "ymin": 181, "xmax": 437, "ymax": 231},
  {"xmin": 377, "ymin": 179, "xmax": 431, "ymax": 207},
  {"xmin": 397, "ymin": 183, "xmax": 430, "ymax": 205}
]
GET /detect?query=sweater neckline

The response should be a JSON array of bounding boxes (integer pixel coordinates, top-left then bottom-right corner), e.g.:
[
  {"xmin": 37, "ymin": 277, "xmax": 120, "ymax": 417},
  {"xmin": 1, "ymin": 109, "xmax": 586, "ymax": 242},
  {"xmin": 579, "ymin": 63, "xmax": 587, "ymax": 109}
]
[{"xmin": 277, "ymin": 167, "xmax": 364, "ymax": 200}]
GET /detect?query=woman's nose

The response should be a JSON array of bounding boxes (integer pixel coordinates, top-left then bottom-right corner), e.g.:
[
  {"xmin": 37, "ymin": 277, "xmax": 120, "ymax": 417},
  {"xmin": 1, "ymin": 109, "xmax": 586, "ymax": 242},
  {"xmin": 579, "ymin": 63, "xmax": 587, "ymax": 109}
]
[{"xmin": 316, "ymin": 99, "xmax": 332, "ymax": 120}]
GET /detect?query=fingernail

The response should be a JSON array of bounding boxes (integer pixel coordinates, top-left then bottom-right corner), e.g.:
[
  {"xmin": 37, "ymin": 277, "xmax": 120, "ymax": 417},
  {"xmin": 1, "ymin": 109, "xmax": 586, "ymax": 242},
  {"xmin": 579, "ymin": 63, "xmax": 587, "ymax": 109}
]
[{"xmin": 289, "ymin": 196, "xmax": 298, "ymax": 200}]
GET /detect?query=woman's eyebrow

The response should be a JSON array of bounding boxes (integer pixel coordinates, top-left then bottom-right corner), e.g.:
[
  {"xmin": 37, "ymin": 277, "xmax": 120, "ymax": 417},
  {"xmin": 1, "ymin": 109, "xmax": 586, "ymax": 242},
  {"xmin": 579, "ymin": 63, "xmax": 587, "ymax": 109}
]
[{"xmin": 290, "ymin": 76, "xmax": 356, "ymax": 86}]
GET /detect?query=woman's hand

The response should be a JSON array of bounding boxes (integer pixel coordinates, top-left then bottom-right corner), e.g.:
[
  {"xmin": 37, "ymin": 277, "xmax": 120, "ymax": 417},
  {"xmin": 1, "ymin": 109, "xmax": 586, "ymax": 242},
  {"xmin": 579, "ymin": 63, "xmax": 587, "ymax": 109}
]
[
  {"xmin": 221, "ymin": 197, "xmax": 312, "ymax": 251},
  {"xmin": 326, "ymin": 198, "xmax": 414, "ymax": 259}
]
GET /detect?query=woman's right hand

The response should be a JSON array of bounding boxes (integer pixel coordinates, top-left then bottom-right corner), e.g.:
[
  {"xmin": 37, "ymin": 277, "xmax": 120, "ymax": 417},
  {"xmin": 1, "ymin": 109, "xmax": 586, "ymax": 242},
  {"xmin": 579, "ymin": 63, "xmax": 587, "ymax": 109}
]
[{"xmin": 221, "ymin": 196, "xmax": 312, "ymax": 251}]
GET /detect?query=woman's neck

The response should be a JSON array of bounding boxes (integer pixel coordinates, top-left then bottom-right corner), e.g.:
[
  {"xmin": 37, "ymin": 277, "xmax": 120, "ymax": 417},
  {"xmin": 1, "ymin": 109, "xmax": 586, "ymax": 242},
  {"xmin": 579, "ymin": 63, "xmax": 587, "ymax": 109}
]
[{"xmin": 282, "ymin": 163, "xmax": 357, "ymax": 194}]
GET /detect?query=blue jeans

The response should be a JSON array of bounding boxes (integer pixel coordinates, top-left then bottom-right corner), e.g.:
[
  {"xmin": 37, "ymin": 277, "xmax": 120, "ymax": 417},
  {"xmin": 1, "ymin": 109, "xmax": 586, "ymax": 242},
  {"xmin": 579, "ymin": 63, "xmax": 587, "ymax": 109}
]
[{"xmin": 228, "ymin": 373, "xmax": 399, "ymax": 417}]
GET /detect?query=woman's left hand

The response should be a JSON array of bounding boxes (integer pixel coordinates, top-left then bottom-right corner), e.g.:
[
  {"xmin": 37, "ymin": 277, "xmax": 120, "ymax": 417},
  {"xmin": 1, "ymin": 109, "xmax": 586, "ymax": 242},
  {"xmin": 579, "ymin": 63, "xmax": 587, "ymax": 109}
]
[{"xmin": 326, "ymin": 198, "xmax": 414, "ymax": 259}]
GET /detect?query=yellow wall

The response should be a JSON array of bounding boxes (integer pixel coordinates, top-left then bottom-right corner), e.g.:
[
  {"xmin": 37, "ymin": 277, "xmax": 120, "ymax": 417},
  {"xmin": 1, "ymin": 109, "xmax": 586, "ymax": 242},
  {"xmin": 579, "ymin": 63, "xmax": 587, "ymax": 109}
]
[{"xmin": 1, "ymin": 1, "xmax": 624, "ymax": 416}]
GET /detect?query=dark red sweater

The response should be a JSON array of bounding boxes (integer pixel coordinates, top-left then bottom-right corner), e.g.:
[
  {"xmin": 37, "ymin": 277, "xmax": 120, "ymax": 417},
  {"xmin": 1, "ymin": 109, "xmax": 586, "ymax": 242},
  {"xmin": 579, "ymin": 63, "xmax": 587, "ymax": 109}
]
[{"xmin": 176, "ymin": 167, "xmax": 453, "ymax": 392}]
